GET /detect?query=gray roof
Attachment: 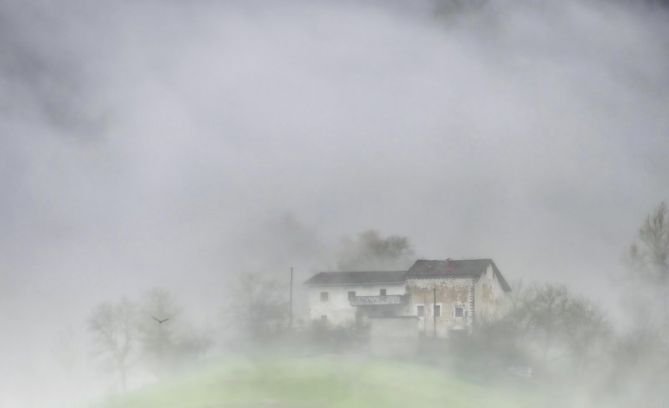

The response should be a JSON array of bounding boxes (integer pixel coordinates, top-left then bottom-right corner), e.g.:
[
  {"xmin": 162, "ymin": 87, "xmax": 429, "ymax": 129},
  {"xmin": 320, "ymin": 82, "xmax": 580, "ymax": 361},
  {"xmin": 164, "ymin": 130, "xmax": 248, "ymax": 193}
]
[
  {"xmin": 304, "ymin": 270, "xmax": 406, "ymax": 286},
  {"xmin": 406, "ymin": 259, "xmax": 511, "ymax": 292},
  {"xmin": 304, "ymin": 259, "xmax": 511, "ymax": 292}
]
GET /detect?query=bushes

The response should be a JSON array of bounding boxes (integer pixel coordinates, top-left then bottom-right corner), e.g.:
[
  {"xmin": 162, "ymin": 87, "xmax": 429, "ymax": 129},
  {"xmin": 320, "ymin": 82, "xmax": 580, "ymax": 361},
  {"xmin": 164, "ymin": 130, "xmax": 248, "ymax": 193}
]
[{"xmin": 307, "ymin": 320, "xmax": 368, "ymax": 352}]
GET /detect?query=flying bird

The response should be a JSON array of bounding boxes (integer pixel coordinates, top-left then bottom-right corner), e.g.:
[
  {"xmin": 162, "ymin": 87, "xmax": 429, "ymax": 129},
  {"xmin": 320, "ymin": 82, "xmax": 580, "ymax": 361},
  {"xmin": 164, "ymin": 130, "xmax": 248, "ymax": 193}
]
[{"xmin": 151, "ymin": 316, "xmax": 170, "ymax": 324}]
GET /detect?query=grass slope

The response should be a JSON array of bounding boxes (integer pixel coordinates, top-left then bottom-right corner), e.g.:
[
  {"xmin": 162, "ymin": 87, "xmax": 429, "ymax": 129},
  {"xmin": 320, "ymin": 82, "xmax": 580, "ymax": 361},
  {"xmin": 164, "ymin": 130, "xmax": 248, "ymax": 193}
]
[{"xmin": 102, "ymin": 356, "xmax": 538, "ymax": 408}]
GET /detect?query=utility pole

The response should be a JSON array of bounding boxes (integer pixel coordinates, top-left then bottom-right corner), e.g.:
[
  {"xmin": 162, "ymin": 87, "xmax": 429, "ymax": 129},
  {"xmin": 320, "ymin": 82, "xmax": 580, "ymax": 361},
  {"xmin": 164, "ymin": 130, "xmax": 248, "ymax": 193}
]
[
  {"xmin": 433, "ymin": 286, "xmax": 437, "ymax": 338},
  {"xmin": 423, "ymin": 293, "xmax": 427, "ymax": 336},
  {"xmin": 289, "ymin": 266, "xmax": 294, "ymax": 329}
]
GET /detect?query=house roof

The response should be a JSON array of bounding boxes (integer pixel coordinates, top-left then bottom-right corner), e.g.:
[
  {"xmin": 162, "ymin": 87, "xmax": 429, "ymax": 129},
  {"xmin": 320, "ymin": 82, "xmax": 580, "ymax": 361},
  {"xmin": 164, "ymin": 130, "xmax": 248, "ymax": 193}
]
[
  {"xmin": 304, "ymin": 270, "xmax": 407, "ymax": 286},
  {"xmin": 406, "ymin": 259, "xmax": 511, "ymax": 292},
  {"xmin": 304, "ymin": 259, "xmax": 511, "ymax": 292}
]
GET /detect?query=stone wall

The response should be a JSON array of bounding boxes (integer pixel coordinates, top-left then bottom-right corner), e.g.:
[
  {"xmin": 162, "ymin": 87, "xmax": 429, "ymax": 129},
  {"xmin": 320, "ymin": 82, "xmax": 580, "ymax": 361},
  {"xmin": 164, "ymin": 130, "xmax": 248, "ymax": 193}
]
[
  {"xmin": 406, "ymin": 277, "xmax": 474, "ymax": 337},
  {"xmin": 474, "ymin": 264, "xmax": 510, "ymax": 322}
]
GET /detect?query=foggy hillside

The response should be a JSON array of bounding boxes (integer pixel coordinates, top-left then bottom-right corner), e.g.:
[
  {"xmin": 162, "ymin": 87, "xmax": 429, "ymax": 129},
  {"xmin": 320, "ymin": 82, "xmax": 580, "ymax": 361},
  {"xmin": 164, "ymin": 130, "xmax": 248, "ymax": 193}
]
[{"xmin": 1, "ymin": 0, "xmax": 668, "ymax": 406}]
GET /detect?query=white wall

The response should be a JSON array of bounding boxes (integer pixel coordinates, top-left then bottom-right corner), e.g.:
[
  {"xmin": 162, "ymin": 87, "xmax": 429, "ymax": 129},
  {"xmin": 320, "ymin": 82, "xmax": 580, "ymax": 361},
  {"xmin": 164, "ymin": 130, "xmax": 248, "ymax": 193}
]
[{"xmin": 307, "ymin": 283, "xmax": 406, "ymax": 326}]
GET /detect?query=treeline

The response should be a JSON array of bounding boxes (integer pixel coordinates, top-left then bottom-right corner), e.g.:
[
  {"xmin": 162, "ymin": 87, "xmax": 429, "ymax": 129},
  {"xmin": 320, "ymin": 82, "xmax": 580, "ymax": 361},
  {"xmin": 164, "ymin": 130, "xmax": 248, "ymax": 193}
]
[
  {"xmin": 88, "ymin": 289, "xmax": 211, "ymax": 391},
  {"xmin": 86, "ymin": 230, "xmax": 412, "ymax": 390},
  {"xmin": 86, "ymin": 205, "xmax": 669, "ymax": 406},
  {"xmin": 451, "ymin": 202, "xmax": 669, "ymax": 407}
]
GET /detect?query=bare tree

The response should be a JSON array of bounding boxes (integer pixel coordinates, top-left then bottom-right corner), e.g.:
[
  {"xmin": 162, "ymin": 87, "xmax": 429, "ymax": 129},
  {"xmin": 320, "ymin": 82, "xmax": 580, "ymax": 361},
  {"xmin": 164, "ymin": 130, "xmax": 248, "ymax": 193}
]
[
  {"xmin": 223, "ymin": 272, "xmax": 289, "ymax": 345},
  {"xmin": 627, "ymin": 202, "xmax": 669, "ymax": 328},
  {"xmin": 336, "ymin": 230, "xmax": 414, "ymax": 270},
  {"xmin": 503, "ymin": 283, "xmax": 610, "ymax": 370},
  {"xmin": 628, "ymin": 202, "xmax": 669, "ymax": 284},
  {"xmin": 88, "ymin": 298, "xmax": 138, "ymax": 392},
  {"xmin": 600, "ymin": 202, "xmax": 669, "ymax": 405},
  {"xmin": 137, "ymin": 288, "xmax": 181, "ymax": 376},
  {"xmin": 562, "ymin": 295, "xmax": 611, "ymax": 368}
]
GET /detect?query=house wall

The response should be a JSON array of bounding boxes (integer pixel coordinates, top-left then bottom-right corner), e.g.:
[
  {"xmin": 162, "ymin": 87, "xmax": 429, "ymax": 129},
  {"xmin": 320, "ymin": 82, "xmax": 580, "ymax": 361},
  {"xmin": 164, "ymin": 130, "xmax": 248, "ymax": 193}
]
[
  {"xmin": 307, "ymin": 283, "xmax": 406, "ymax": 326},
  {"xmin": 406, "ymin": 278, "xmax": 474, "ymax": 338},
  {"xmin": 474, "ymin": 264, "xmax": 510, "ymax": 322},
  {"xmin": 306, "ymin": 268, "xmax": 510, "ymax": 331}
]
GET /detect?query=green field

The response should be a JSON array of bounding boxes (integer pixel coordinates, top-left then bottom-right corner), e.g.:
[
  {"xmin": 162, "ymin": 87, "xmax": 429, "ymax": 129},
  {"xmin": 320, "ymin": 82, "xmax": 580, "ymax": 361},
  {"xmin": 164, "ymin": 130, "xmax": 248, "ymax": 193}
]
[{"xmin": 101, "ymin": 355, "xmax": 540, "ymax": 408}]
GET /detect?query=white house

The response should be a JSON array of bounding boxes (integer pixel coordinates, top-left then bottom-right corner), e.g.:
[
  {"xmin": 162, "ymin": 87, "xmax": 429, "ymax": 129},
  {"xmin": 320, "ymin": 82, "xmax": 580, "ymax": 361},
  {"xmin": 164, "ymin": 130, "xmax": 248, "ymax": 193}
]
[
  {"xmin": 304, "ymin": 258, "xmax": 511, "ymax": 337},
  {"xmin": 304, "ymin": 270, "xmax": 407, "ymax": 326}
]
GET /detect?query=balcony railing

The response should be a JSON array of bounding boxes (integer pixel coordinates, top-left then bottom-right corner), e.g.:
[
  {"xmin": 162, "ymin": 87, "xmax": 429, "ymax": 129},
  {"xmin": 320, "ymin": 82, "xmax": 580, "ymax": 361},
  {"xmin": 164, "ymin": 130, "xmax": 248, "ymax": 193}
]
[{"xmin": 349, "ymin": 294, "xmax": 407, "ymax": 306}]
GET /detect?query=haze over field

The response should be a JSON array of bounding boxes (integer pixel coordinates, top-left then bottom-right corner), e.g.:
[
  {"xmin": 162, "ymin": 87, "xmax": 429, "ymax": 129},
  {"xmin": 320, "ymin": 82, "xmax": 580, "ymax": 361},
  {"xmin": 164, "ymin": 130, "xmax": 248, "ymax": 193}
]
[{"xmin": 1, "ymin": 0, "xmax": 668, "ymax": 406}]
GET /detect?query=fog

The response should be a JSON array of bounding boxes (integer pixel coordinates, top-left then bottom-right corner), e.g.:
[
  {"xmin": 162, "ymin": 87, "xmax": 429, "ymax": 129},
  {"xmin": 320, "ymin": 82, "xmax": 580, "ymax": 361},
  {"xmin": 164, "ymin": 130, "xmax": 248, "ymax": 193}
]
[{"xmin": 1, "ymin": 0, "xmax": 668, "ymax": 406}]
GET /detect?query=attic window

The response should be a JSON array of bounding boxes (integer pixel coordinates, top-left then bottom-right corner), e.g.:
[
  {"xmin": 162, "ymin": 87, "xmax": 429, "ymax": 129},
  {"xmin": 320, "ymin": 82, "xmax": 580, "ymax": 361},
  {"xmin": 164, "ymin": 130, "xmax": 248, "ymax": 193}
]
[
  {"xmin": 380, "ymin": 288, "xmax": 387, "ymax": 296},
  {"xmin": 320, "ymin": 292, "xmax": 329, "ymax": 302},
  {"xmin": 348, "ymin": 291, "xmax": 356, "ymax": 300}
]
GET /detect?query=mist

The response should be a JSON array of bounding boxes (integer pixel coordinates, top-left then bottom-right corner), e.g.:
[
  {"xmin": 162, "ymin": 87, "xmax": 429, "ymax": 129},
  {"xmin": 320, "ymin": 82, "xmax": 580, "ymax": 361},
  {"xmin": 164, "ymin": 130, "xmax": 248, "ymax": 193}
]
[{"xmin": 1, "ymin": 0, "xmax": 668, "ymax": 406}]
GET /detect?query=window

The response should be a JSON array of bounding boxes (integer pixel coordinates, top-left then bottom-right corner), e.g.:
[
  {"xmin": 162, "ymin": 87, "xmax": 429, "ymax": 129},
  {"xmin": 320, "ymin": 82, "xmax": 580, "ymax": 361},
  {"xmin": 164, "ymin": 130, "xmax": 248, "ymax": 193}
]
[
  {"xmin": 348, "ymin": 291, "xmax": 356, "ymax": 300},
  {"xmin": 321, "ymin": 315, "xmax": 327, "ymax": 321},
  {"xmin": 380, "ymin": 288, "xmax": 387, "ymax": 296},
  {"xmin": 454, "ymin": 306, "xmax": 464, "ymax": 318},
  {"xmin": 434, "ymin": 304, "xmax": 441, "ymax": 317},
  {"xmin": 416, "ymin": 305, "xmax": 425, "ymax": 317},
  {"xmin": 320, "ymin": 292, "xmax": 329, "ymax": 302}
]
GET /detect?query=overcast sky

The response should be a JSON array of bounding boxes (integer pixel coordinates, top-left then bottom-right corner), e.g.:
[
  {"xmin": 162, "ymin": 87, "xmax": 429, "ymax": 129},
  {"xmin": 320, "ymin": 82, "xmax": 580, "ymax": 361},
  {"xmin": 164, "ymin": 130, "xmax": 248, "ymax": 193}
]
[{"xmin": 1, "ymin": 0, "xmax": 669, "ymax": 404}]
